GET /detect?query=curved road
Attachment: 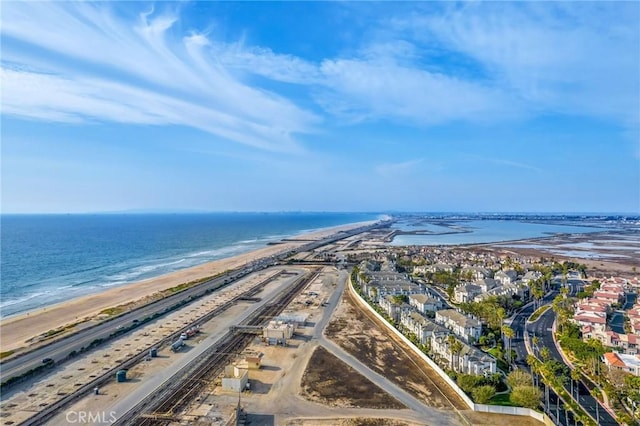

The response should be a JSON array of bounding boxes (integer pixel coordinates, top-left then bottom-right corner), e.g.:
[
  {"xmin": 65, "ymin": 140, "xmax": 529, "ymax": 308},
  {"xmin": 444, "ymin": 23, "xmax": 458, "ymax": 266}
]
[{"xmin": 519, "ymin": 278, "xmax": 618, "ymax": 426}]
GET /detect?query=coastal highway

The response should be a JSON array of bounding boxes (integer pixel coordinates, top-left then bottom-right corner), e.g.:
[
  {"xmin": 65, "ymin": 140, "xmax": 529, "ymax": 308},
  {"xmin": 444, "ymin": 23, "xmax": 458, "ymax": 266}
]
[
  {"xmin": 1, "ymin": 221, "xmax": 386, "ymax": 387},
  {"xmin": 0, "ymin": 265, "xmax": 262, "ymax": 384}
]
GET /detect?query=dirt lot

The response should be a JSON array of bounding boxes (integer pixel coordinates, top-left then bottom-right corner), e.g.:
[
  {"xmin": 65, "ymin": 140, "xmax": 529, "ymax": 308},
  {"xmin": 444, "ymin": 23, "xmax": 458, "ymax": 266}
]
[
  {"xmin": 326, "ymin": 290, "xmax": 468, "ymax": 411},
  {"xmin": 325, "ymin": 289, "xmax": 544, "ymax": 426},
  {"xmin": 300, "ymin": 346, "xmax": 405, "ymax": 409},
  {"xmin": 286, "ymin": 419, "xmax": 424, "ymax": 426}
]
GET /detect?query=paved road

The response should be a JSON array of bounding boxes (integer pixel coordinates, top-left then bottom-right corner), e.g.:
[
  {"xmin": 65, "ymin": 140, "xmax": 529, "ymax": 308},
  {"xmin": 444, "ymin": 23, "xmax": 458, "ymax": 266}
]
[
  {"xmin": 535, "ymin": 304, "xmax": 617, "ymax": 425},
  {"xmin": 0, "ymin": 264, "xmax": 265, "ymax": 384},
  {"xmin": 510, "ymin": 288, "xmax": 558, "ymax": 368},
  {"xmin": 1, "ymin": 221, "xmax": 385, "ymax": 387},
  {"xmin": 511, "ymin": 277, "xmax": 618, "ymax": 426}
]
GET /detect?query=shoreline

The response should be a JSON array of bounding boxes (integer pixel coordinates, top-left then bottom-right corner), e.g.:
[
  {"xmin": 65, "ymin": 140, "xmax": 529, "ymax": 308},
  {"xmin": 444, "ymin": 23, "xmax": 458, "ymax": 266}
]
[{"xmin": 0, "ymin": 220, "xmax": 375, "ymax": 353}]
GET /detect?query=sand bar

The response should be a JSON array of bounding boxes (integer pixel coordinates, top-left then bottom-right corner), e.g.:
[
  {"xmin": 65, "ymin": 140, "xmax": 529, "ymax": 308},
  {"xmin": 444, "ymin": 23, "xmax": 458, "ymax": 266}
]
[{"xmin": 0, "ymin": 221, "xmax": 374, "ymax": 354}]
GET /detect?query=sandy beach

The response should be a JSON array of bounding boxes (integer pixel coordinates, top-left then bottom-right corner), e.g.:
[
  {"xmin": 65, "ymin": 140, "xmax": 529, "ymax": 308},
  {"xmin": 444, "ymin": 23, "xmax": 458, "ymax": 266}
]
[{"xmin": 0, "ymin": 221, "xmax": 373, "ymax": 354}]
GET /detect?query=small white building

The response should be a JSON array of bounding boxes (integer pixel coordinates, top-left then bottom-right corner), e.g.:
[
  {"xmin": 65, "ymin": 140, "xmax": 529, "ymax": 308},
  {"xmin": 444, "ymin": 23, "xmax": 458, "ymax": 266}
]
[
  {"xmin": 221, "ymin": 365, "xmax": 249, "ymax": 392},
  {"xmin": 603, "ymin": 352, "xmax": 640, "ymax": 376},
  {"xmin": 263, "ymin": 321, "xmax": 294, "ymax": 345}
]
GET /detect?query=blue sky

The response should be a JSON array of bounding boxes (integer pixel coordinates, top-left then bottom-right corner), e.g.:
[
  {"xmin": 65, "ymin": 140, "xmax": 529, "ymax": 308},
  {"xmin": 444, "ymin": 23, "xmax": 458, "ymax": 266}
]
[{"xmin": 1, "ymin": 1, "xmax": 638, "ymax": 213}]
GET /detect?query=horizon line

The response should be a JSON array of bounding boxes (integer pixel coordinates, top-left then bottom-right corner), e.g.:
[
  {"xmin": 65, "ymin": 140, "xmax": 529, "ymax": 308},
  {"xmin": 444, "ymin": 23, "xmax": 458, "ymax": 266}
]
[{"xmin": 1, "ymin": 211, "xmax": 639, "ymax": 216}]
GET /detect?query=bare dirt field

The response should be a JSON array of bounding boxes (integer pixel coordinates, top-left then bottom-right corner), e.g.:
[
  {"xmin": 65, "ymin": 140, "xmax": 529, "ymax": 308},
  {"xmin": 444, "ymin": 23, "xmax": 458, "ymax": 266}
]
[
  {"xmin": 300, "ymin": 346, "xmax": 405, "ymax": 409},
  {"xmin": 326, "ymin": 290, "xmax": 468, "ymax": 412},
  {"xmin": 286, "ymin": 419, "xmax": 424, "ymax": 426},
  {"xmin": 326, "ymin": 289, "xmax": 544, "ymax": 426}
]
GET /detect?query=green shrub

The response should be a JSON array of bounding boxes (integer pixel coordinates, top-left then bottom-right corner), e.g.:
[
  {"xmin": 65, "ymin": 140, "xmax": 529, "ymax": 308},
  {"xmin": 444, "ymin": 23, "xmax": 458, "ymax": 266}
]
[
  {"xmin": 510, "ymin": 385, "xmax": 542, "ymax": 409},
  {"xmin": 456, "ymin": 374, "xmax": 483, "ymax": 393},
  {"xmin": 473, "ymin": 385, "xmax": 496, "ymax": 404},
  {"xmin": 507, "ymin": 369, "xmax": 532, "ymax": 389}
]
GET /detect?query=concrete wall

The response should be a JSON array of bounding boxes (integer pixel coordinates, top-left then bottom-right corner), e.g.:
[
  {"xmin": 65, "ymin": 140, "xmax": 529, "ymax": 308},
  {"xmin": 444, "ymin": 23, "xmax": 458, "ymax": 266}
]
[{"xmin": 348, "ymin": 276, "xmax": 553, "ymax": 424}]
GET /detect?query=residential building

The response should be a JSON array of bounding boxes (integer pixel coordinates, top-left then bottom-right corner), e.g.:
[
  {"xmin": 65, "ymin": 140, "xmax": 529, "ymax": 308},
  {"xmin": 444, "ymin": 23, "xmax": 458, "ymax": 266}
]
[
  {"xmin": 379, "ymin": 295, "xmax": 409, "ymax": 323},
  {"xmin": 435, "ymin": 309, "xmax": 482, "ymax": 343},
  {"xmin": 431, "ymin": 335, "xmax": 497, "ymax": 375},
  {"xmin": 476, "ymin": 278, "xmax": 500, "ymax": 292},
  {"xmin": 603, "ymin": 352, "xmax": 640, "ymax": 376},
  {"xmin": 454, "ymin": 284, "xmax": 482, "ymax": 303},
  {"xmin": 522, "ymin": 270, "xmax": 542, "ymax": 284},
  {"xmin": 495, "ymin": 270, "xmax": 518, "ymax": 286},
  {"xmin": 409, "ymin": 294, "xmax": 441, "ymax": 313},
  {"xmin": 399, "ymin": 311, "xmax": 448, "ymax": 345},
  {"xmin": 460, "ymin": 266, "xmax": 490, "ymax": 281}
]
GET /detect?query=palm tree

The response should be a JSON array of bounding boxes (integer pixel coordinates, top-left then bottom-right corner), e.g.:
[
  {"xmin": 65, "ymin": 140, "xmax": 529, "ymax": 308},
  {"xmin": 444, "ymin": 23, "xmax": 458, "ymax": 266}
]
[
  {"xmin": 561, "ymin": 262, "xmax": 569, "ymax": 287},
  {"xmin": 446, "ymin": 334, "xmax": 457, "ymax": 370},
  {"xmin": 526, "ymin": 354, "xmax": 541, "ymax": 388},
  {"xmin": 530, "ymin": 279, "xmax": 545, "ymax": 309},
  {"xmin": 451, "ymin": 340, "xmax": 464, "ymax": 372},
  {"xmin": 502, "ymin": 325, "xmax": 515, "ymax": 366},
  {"xmin": 571, "ymin": 367, "xmax": 582, "ymax": 400},
  {"xmin": 532, "ymin": 335, "xmax": 540, "ymax": 356},
  {"xmin": 540, "ymin": 346, "xmax": 551, "ymax": 362},
  {"xmin": 540, "ymin": 362, "xmax": 554, "ymax": 414}
]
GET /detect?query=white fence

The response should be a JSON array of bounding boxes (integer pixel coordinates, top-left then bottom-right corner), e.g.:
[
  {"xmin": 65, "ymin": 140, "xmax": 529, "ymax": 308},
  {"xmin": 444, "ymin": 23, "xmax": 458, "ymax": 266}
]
[{"xmin": 347, "ymin": 277, "xmax": 553, "ymax": 425}]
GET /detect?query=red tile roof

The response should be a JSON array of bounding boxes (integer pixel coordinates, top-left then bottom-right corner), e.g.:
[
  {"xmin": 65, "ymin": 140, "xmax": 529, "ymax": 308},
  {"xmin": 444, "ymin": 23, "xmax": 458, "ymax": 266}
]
[{"xmin": 603, "ymin": 352, "xmax": 625, "ymax": 368}]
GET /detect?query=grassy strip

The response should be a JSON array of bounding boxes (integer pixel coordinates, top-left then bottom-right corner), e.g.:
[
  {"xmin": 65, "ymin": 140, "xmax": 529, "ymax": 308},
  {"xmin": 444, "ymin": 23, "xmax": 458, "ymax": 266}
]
[
  {"xmin": 98, "ymin": 272, "xmax": 225, "ymax": 318},
  {"xmin": 0, "ymin": 350, "xmax": 15, "ymax": 360},
  {"xmin": 99, "ymin": 306, "xmax": 125, "ymax": 316},
  {"xmin": 489, "ymin": 392, "xmax": 517, "ymax": 406},
  {"xmin": 528, "ymin": 305, "xmax": 550, "ymax": 322}
]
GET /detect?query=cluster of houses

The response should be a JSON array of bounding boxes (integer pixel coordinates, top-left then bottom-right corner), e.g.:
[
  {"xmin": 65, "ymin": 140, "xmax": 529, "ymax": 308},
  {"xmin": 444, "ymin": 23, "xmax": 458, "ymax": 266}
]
[
  {"xmin": 407, "ymin": 248, "xmax": 541, "ymax": 304},
  {"xmin": 576, "ymin": 277, "xmax": 639, "ymax": 357},
  {"xmin": 452, "ymin": 266, "xmax": 541, "ymax": 303},
  {"xmin": 573, "ymin": 276, "xmax": 640, "ymax": 377},
  {"xmin": 357, "ymin": 260, "xmax": 497, "ymax": 376}
]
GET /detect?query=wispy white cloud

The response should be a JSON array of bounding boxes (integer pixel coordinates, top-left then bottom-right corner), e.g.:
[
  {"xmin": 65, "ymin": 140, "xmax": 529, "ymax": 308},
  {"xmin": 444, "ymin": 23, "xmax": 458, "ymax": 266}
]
[
  {"xmin": 395, "ymin": 2, "xmax": 640, "ymax": 126},
  {"xmin": 0, "ymin": 2, "xmax": 319, "ymax": 152},
  {"xmin": 316, "ymin": 57, "xmax": 518, "ymax": 125},
  {"xmin": 375, "ymin": 158, "xmax": 424, "ymax": 177},
  {"xmin": 487, "ymin": 158, "xmax": 544, "ymax": 174},
  {"xmin": 1, "ymin": 0, "xmax": 637, "ymax": 149}
]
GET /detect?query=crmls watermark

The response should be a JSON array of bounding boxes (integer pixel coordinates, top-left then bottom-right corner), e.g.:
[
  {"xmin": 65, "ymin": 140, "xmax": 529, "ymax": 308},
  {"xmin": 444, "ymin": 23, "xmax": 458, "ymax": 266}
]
[{"xmin": 65, "ymin": 411, "xmax": 117, "ymax": 424}]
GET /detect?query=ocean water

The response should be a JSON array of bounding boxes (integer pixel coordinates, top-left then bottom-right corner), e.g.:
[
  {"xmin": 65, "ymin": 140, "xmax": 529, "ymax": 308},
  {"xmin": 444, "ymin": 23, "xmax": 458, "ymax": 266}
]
[
  {"xmin": 388, "ymin": 219, "xmax": 611, "ymax": 246},
  {"xmin": 0, "ymin": 213, "xmax": 377, "ymax": 318}
]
